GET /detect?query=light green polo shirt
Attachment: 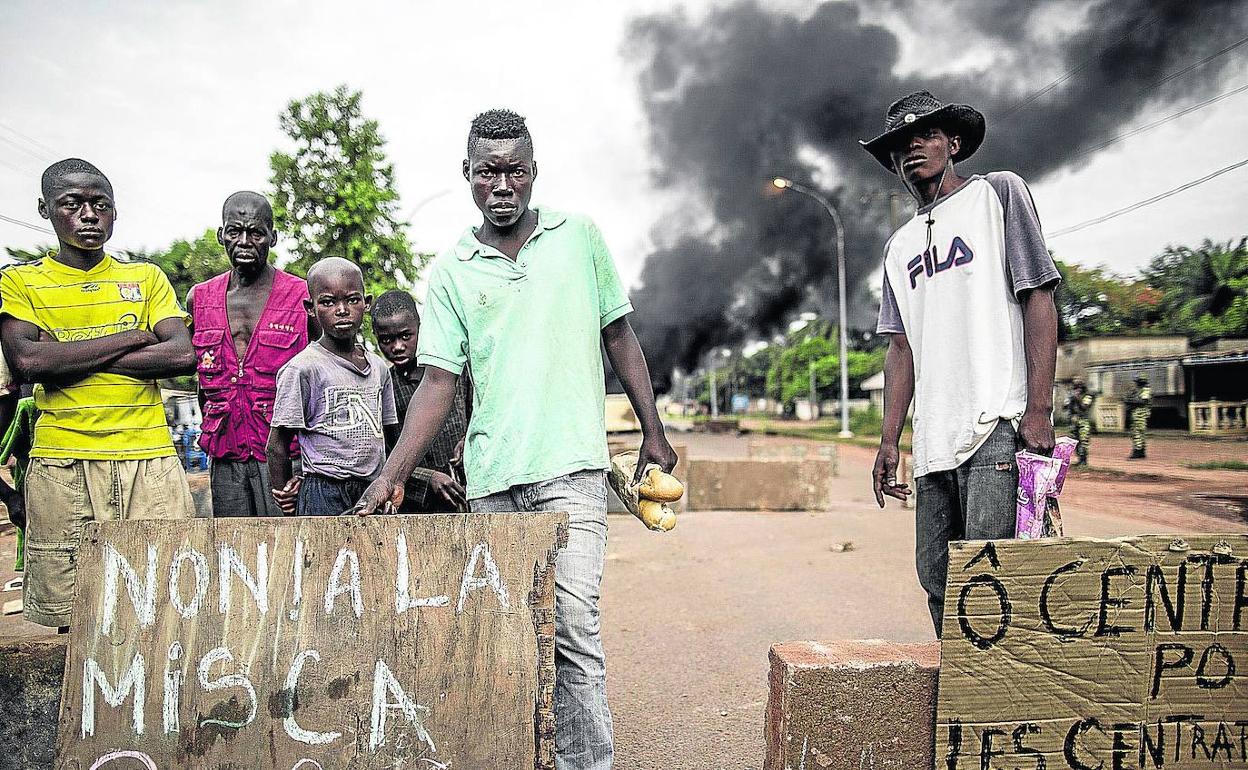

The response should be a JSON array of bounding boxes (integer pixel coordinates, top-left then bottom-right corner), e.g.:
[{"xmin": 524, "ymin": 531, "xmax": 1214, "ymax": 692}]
[{"xmin": 417, "ymin": 208, "xmax": 633, "ymax": 498}]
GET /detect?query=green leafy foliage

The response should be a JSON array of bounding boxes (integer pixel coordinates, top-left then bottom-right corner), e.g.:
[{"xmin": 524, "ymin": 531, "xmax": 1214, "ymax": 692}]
[
  {"xmin": 1054, "ymin": 259, "xmax": 1162, "ymax": 340},
  {"xmin": 269, "ymin": 85, "xmax": 424, "ymax": 298},
  {"xmin": 759, "ymin": 320, "xmax": 886, "ymax": 407},
  {"xmin": 127, "ymin": 229, "xmax": 231, "ymax": 303},
  {"xmin": 4, "ymin": 244, "xmax": 56, "ymax": 263},
  {"xmin": 1142, "ymin": 238, "xmax": 1248, "ymax": 339}
]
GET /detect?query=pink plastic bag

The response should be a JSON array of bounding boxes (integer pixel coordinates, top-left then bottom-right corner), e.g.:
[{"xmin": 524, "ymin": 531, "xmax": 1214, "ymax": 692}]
[{"xmin": 1015, "ymin": 437, "xmax": 1077, "ymax": 540}]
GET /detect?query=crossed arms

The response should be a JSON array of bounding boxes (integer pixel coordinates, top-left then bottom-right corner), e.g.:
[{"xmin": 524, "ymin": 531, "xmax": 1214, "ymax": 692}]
[{"xmin": 0, "ymin": 316, "xmax": 195, "ymax": 387}]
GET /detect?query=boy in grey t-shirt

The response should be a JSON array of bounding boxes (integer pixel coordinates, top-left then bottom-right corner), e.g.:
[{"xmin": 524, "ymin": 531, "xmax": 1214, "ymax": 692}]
[{"xmin": 266, "ymin": 258, "xmax": 399, "ymax": 516}]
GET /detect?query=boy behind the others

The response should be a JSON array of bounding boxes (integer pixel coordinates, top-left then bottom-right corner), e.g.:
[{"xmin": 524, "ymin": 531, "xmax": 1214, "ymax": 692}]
[
  {"xmin": 266, "ymin": 257, "xmax": 398, "ymax": 516},
  {"xmin": 371, "ymin": 289, "xmax": 471, "ymax": 513}
]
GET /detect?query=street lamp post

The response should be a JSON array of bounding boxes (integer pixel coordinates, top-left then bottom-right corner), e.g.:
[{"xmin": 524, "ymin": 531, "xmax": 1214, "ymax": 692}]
[{"xmin": 773, "ymin": 177, "xmax": 853, "ymax": 438}]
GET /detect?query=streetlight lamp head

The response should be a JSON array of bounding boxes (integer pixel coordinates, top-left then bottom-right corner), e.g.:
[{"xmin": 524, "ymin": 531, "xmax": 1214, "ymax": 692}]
[{"xmin": 772, "ymin": 177, "xmax": 791, "ymax": 189}]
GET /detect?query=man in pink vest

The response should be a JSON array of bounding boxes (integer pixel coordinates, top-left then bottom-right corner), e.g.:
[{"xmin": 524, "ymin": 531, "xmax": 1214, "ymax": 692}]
[{"xmin": 188, "ymin": 191, "xmax": 314, "ymax": 517}]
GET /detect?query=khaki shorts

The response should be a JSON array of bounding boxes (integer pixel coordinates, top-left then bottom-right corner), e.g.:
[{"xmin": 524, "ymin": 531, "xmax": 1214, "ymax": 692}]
[{"xmin": 23, "ymin": 455, "xmax": 195, "ymax": 627}]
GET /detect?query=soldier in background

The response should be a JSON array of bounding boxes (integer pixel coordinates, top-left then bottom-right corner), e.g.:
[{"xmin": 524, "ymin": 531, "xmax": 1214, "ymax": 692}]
[
  {"xmin": 1124, "ymin": 375, "xmax": 1152, "ymax": 459},
  {"xmin": 1065, "ymin": 379, "xmax": 1093, "ymax": 465}
]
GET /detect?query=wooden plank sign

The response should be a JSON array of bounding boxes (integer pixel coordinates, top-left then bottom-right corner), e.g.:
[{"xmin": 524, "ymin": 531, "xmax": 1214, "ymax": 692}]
[
  {"xmin": 55, "ymin": 513, "xmax": 567, "ymax": 770},
  {"xmin": 937, "ymin": 534, "xmax": 1248, "ymax": 770}
]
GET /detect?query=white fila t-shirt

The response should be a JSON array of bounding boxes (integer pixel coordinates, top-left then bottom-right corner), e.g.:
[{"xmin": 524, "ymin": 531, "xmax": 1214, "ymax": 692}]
[{"xmin": 876, "ymin": 172, "xmax": 1059, "ymax": 478}]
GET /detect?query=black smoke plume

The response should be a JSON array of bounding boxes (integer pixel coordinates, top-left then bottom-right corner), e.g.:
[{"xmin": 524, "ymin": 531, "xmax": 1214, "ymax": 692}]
[{"xmin": 626, "ymin": 0, "xmax": 1248, "ymax": 388}]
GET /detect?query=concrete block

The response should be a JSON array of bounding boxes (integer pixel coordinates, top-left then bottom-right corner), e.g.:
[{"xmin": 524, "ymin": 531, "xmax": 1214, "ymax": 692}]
[
  {"xmin": 605, "ymin": 393, "xmax": 640, "ymax": 432},
  {"xmin": 764, "ymin": 640, "xmax": 939, "ymax": 770},
  {"xmin": 749, "ymin": 442, "xmax": 839, "ymax": 475},
  {"xmin": 704, "ymin": 418, "xmax": 739, "ymax": 434},
  {"xmin": 687, "ymin": 458, "xmax": 835, "ymax": 511},
  {"xmin": 0, "ymin": 635, "xmax": 68, "ymax": 768}
]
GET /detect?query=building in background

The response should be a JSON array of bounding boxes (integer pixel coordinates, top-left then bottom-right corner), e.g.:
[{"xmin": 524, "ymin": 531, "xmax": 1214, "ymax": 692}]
[{"xmin": 1056, "ymin": 335, "xmax": 1247, "ymax": 436}]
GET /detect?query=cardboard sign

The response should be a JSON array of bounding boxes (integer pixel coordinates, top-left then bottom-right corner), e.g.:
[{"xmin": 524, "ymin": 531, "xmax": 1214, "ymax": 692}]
[
  {"xmin": 55, "ymin": 513, "xmax": 567, "ymax": 770},
  {"xmin": 937, "ymin": 534, "xmax": 1248, "ymax": 770}
]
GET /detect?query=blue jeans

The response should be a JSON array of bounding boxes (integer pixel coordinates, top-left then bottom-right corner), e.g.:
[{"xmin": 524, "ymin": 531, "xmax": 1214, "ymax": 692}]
[
  {"xmin": 296, "ymin": 474, "xmax": 370, "ymax": 517},
  {"xmin": 915, "ymin": 421, "xmax": 1020, "ymax": 636},
  {"xmin": 471, "ymin": 469, "xmax": 613, "ymax": 770}
]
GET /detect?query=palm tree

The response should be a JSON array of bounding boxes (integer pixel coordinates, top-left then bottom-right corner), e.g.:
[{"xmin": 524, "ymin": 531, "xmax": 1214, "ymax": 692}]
[{"xmin": 1143, "ymin": 237, "xmax": 1248, "ymax": 337}]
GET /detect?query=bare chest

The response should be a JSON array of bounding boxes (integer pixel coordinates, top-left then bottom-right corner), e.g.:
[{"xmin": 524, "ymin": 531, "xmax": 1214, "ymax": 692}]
[{"xmin": 225, "ymin": 288, "xmax": 268, "ymax": 358}]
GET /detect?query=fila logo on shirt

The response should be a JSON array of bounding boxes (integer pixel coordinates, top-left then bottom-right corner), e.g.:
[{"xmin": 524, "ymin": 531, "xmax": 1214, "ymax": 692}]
[{"xmin": 907, "ymin": 236, "xmax": 974, "ymax": 290}]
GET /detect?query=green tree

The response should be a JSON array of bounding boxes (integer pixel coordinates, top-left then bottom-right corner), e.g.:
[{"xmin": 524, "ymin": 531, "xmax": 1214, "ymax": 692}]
[
  {"xmin": 1054, "ymin": 259, "xmax": 1162, "ymax": 340},
  {"xmin": 4, "ymin": 244, "xmax": 57, "ymax": 263},
  {"xmin": 1142, "ymin": 238, "xmax": 1248, "ymax": 339},
  {"xmin": 764, "ymin": 320, "xmax": 886, "ymax": 408},
  {"xmin": 269, "ymin": 85, "xmax": 423, "ymax": 298},
  {"xmin": 129, "ymin": 229, "xmax": 231, "ymax": 303}
]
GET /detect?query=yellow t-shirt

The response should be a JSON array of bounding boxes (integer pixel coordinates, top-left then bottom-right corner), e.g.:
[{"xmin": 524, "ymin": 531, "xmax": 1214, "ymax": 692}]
[{"xmin": 0, "ymin": 254, "xmax": 188, "ymax": 460}]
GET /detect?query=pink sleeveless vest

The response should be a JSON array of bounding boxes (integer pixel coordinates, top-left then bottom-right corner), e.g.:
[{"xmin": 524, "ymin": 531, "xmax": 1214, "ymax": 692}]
[{"xmin": 191, "ymin": 268, "xmax": 309, "ymax": 461}]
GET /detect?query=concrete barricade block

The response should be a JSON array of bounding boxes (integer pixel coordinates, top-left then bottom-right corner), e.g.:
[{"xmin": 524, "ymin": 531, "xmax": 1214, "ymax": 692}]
[
  {"xmin": 0, "ymin": 635, "xmax": 68, "ymax": 768},
  {"xmin": 687, "ymin": 458, "xmax": 835, "ymax": 511},
  {"xmin": 748, "ymin": 442, "xmax": 839, "ymax": 475},
  {"xmin": 764, "ymin": 639, "xmax": 939, "ymax": 770}
]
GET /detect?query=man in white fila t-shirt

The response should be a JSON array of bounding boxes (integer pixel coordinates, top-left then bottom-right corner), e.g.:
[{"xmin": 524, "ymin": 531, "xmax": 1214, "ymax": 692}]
[{"xmin": 862, "ymin": 91, "xmax": 1061, "ymax": 635}]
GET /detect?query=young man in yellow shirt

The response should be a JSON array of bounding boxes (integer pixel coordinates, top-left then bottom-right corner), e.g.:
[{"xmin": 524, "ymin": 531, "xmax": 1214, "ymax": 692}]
[{"xmin": 0, "ymin": 158, "xmax": 197, "ymax": 629}]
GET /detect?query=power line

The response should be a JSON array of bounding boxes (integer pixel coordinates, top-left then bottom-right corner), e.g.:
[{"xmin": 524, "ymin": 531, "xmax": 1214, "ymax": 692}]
[
  {"xmin": 1002, "ymin": 25, "xmax": 1248, "ymax": 121},
  {"xmin": 1048, "ymin": 157, "xmax": 1248, "ymax": 238},
  {"xmin": 0, "ymin": 135, "xmax": 53, "ymax": 165},
  {"xmin": 0, "ymin": 212, "xmax": 54, "ymax": 236},
  {"xmin": 1001, "ymin": 14, "xmax": 1161, "ymax": 118},
  {"xmin": 1148, "ymin": 35, "xmax": 1248, "ymax": 90},
  {"xmin": 0, "ymin": 155, "xmax": 35, "ymax": 176},
  {"xmin": 0, "ymin": 212, "xmax": 141, "ymax": 254},
  {"xmin": 1068, "ymin": 83, "xmax": 1248, "ymax": 161},
  {"xmin": 0, "ymin": 121, "xmax": 59, "ymax": 159}
]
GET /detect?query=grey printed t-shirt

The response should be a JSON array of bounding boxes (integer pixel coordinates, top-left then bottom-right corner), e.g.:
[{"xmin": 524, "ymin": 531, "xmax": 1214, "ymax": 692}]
[
  {"xmin": 272, "ymin": 342, "xmax": 398, "ymax": 481},
  {"xmin": 874, "ymin": 171, "xmax": 1060, "ymax": 477}
]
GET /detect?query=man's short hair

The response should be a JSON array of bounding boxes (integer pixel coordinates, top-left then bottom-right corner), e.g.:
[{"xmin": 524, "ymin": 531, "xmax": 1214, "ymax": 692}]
[
  {"xmin": 467, "ymin": 108, "xmax": 533, "ymax": 157},
  {"xmin": 221, "ymin": 191, "xmax": 274, "ymax": 227},
  {"xmin": 41, "ymin": 158, "xmax": 113, "ymax": 200},
  {"xmin": 371, "ymin": 289, "xmax": 419, "ymax": 322}
]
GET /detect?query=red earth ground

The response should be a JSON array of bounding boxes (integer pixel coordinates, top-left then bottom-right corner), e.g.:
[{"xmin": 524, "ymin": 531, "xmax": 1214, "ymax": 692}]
[{"xmin": 1, "ymin": 430, "xmax": 1243, "ymax": 768}]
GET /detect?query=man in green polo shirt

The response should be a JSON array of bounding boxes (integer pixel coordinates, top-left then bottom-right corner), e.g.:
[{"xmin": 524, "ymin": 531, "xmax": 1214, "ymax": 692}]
[{"xmin": 355, "ymin": 108, "xmax": 675, "ymax": 769}]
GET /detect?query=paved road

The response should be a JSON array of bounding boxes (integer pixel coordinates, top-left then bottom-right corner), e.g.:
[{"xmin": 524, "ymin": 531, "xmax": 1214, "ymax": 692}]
[{"xmin": 602, "ymin": 431, "xmax": 1243, "ymax": 770}]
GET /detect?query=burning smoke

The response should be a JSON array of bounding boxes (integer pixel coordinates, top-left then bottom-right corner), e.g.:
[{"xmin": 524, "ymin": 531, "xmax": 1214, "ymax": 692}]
[{"xmin": 626, "ymin": 0, "xmax": 1248, "ymax": 387}]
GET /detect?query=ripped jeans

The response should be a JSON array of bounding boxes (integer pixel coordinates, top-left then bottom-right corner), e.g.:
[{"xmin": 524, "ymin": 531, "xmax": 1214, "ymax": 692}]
[
  {"xmin": 471, "ymin": 469, "xmax": 613, "ymax": 770},
  {"xmin": 915, "ymin": 421, "xmax": 1020, "ymax": 636}
]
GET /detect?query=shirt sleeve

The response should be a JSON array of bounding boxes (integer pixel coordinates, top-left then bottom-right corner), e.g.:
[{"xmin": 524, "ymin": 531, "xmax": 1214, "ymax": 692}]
[
  {"xmin": 415, "ymin": 260, "xmax": 471, "ymax": 374},
  {"xmin": 270, "ymin": 361, "xmax": 308, "ymax": 429},
  {"xmin": 586, "ymin": 219, "xmax": 633, "ymax": 328},
  {"xmin": 985, "ymin": 171, "xmax": 1061, "ymax": 298},
  {"xmin": 145, "ymin": 265, "xmax": 191, "ymax": 327},
  {"xmin": 380, "ymin": 366, "xmax": 399, "ymax": 426},
  {"xmin": 876, "ymin": 272, "xmax": 905, "ymax": 334},
  {"xmin": 0, "ymin": 270, "xmax": 40, "ymax": 328}
]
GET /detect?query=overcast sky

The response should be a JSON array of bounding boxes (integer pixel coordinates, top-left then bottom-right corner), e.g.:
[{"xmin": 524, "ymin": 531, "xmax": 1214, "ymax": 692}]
[{"xmin": 2, "ymin": 0, "xmax": 1245, "ymax": 293}]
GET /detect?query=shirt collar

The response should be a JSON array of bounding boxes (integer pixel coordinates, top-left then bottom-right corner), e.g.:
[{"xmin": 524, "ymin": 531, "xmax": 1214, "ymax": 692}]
[
  {"xmin": 454, "ymin": 207, "xmax": 568, "ymax": 261},
  {"xmin": 44, "ymin": 251, "xmax": 116, "ymax": 275}
]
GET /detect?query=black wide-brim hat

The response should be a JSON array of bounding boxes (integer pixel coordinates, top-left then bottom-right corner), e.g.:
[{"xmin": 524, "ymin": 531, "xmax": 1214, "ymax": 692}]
[{"xmin": 859, "ymin": 90, "xmax": 986, "ymax": 172}]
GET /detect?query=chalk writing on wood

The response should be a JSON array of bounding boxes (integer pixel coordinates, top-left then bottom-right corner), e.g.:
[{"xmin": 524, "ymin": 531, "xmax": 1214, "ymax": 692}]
[
  {"xmin": 937, "ymin": 534, "xmax": 1248, "ymax": 769},
  {"xmin": 56, "ymin": 513, "xmax": 567, "ymax": 770}
]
